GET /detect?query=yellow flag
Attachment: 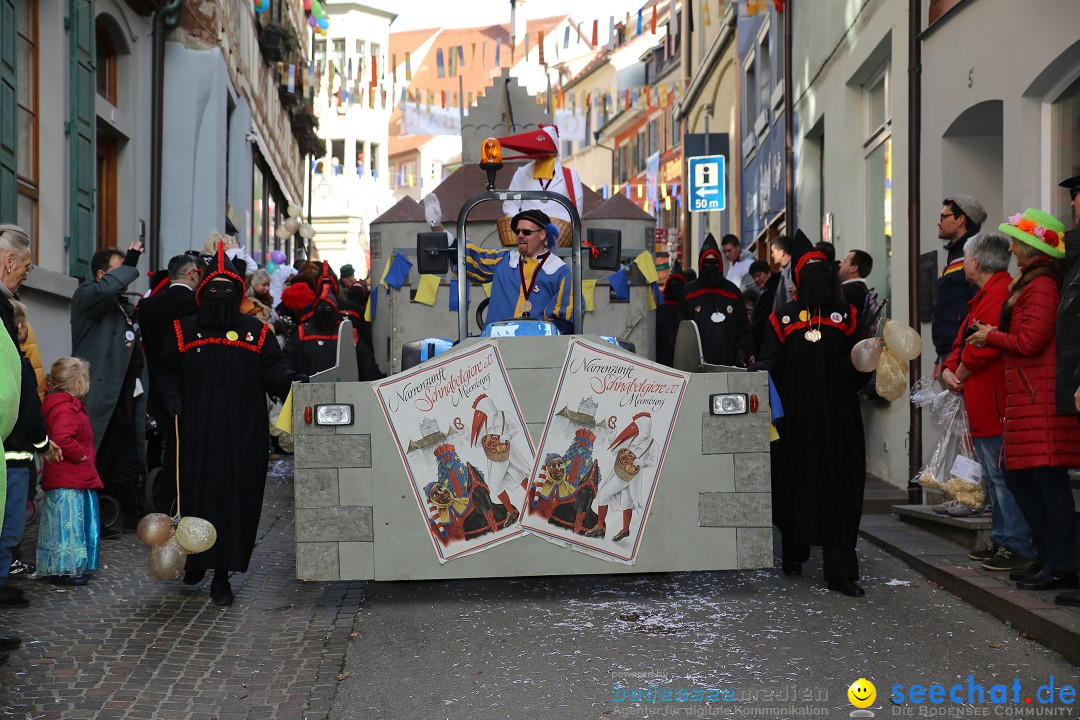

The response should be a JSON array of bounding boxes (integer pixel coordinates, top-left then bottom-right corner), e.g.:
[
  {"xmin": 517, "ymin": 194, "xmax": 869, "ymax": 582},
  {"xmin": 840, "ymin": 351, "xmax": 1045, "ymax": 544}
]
[
  {"xmin": 363, "ymin": 297, "xmax": 373, "ymax": 322},
  {"xmin": 583, "ymin": 279, "xmax": 597, "ymax": 312},
  {"xmin": 275, "ymin": 388, "xmax": 294, "ymax": 434},
  {"xmin": 647, "ymin": 287, "xmax": 657, "ymax": 310},
  {"xmin": 378, "ymin": 255, "xmax": 394, "ymax": 288},
  {"xmin": 633, "ymin": 250, "xmax": 659, "ymax": 284},
  {"xmin": 482, "ymin": 282, "xmax": 493, "ymax": 297},
  {"xmin": 414, "ymin": 274, "xmax": 439, "ymax": 306},
  {"xmin": 769, "ymin": 423, "xmax": 780, "ymax": 442}
]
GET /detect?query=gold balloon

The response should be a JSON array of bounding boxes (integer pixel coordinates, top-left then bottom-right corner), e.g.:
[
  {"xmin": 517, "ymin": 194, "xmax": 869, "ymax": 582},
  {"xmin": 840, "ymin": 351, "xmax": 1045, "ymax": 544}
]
[
  {"xmin": 883, "ymin": 320, "xmax": 923, "ymax": 361},
  {"xmin": 175, "ymin": 516, "xmax": 217, "ymax": 554},
  {"xmin": 148, "ymin": 534, "xmax": 188, "ymax": 580},
  {"xmin": 137, "ymin": 513, "xmax": 174, "ymax": 547},
  {"xmin": 851, "ymin": 337, "xmax": 884, "ymax": 373}
]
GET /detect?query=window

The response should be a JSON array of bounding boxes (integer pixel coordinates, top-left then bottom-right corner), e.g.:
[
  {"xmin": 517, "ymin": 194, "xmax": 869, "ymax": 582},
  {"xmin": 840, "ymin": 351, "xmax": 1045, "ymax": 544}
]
[
  {"xmin": 331, "ymin": 139, "xmax": 345, "ymax": 174},
  {"xmin": 313, "ymin": 39, "xmax": 326, "ymax": 68},
  {"xmin": 332, "ymin": 39, "xmax": 346, "ymax": 73},
  {"xmin": 864, "ymin": 64, "xmax": 889, "ymax": 146},
  {"xmin": 758, "ymin": 32, "xmax": 771, "ymax": 126},
  {"xmin": 355, "ymin": 39, "xmax": 366, "ymax": 56},
  {"xmin": 648, "ymin": 118, "xmax": 660, "ymax": 156},
  {"xmin": 863, "ymin": 63, "xmax": 892, "ymax": 308},
  {"xmin": 743, "ymin": 54, "xmax": 757, "ymax": 145},
  {"xmin": 1051, "ymin": 79, "xmax": 1080, "ymax": 224},
  {"xmin": 371, "ymin": 43, "xmax": 381, "ymax": 65},
  {"xmin": 370, "ymin": 142, "xmax": 381, "ymax": 179},
  {"xmin": 15, "ymin": 0, "xmax": 38, "ymax": 258},
  {"xmin": 95, "ymin": 21, "xmax": 117, "ymax": 104},
  {"xmin": 670, "ymin": 107, "xmax": 680, "ymax": 147}
]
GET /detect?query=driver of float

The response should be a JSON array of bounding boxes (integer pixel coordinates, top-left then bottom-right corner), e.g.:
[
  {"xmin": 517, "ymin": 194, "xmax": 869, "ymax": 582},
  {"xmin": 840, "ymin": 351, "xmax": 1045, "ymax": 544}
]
[{"xmin": 424, "ymin": 194, "xmax": 578, "ymax": 334}]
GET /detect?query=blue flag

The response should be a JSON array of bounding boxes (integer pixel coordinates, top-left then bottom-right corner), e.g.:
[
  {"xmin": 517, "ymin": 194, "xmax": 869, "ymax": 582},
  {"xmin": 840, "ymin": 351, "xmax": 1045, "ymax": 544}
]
[
  {"xmin": 768, "ymin": 374, "xmax": 784, "ymax": 422},
  {"xmin": 449, "ymin": 279, "xmax": 470, "ymax": 311},
  {"xmin": 651, "ymin": 281, "xmax": 664, "ymax": 306},
  {"xmin": 383, "ymin": 251, "xmax": 413, "ymax": 290},
  {"xmin": 608, "ymin": 268, "xmax": 630, "ymax": 302}
]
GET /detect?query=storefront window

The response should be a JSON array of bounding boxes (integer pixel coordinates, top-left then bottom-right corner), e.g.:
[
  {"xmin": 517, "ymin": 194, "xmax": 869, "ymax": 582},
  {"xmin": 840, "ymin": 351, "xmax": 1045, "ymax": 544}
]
[
  {"xmin": 865, "ymin": 138, "xmax": 892, "ymax": 307},
  {"xmin": 1051, "ymin": 79, "xmax": 1080, "ymax": 226},
  {"xmin": 253, "ymin": 164, "xmax": 264, "ymax": 260}
]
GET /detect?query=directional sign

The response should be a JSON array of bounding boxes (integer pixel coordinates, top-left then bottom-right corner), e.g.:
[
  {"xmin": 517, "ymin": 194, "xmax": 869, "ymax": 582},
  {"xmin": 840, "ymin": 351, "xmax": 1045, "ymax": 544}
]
[{"xmin": 687, "ymin": 154, "xmax": 726, "ymax": 213}]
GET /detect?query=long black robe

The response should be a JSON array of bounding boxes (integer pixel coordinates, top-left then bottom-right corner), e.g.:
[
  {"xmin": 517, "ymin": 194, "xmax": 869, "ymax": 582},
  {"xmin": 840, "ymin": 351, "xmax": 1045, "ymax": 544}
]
[
  {"xmin": 155, "ymin": 315, "xmax": 304, "ymax": 573},
  {"xmin": 282, "ymin": 319, "xmax": 383, "ymax": 380},
  {"xmin": 680, "ymin": 278, "xmax": 751, "ymax": 365},
  {"xmin": 756, "ymin": 299, "xmax": 869, "ymax": 552}
]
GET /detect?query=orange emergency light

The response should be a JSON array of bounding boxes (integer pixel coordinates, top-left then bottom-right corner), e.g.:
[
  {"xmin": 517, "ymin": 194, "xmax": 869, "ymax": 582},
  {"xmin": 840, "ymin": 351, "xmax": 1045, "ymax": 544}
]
[{"xmin": 479, "ymin": 137, "xmax": 503, "ymax": 190}]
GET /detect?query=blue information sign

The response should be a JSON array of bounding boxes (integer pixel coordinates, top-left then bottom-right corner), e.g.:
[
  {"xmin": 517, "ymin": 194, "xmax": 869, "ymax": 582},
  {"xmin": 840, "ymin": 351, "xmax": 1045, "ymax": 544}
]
[{"xmin": 687, "ymin": 155, "xmax": 726, "ymax": 213}]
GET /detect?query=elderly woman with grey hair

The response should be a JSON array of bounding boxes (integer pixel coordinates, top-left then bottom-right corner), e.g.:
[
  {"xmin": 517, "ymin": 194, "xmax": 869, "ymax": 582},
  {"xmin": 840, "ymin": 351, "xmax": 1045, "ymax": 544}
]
[
  {"xmin": 240, "ymin": 268, "xmax": 275, "ymax": 327},
  {"xmin": 941, "ymin": 232, "xmax": 1034, "ymax": 570}
]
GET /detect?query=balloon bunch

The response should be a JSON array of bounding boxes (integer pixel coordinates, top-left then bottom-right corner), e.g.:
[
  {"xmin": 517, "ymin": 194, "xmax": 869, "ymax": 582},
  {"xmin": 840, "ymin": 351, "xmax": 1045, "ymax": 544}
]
[
  {"xmin": 308, "ymin": 0, "xmax": 329, "ymax": 34},
  {"xmin": 138, "ymin": 514, "xmax": 218, "ymax": 580},
  {"xmin": 851, "ymin": 315, "xmax": 923, "ymax": 402},
  {"xmin": 269, "ymin": 205, "xmax": 315, "ymax": 273},
  {"xmin": 140, "ymin": 418, "xmax": 218, "ymax": 580},
  {"xmin": 254, "ymin": 0, "xmax": 270, "ymax": 14}
]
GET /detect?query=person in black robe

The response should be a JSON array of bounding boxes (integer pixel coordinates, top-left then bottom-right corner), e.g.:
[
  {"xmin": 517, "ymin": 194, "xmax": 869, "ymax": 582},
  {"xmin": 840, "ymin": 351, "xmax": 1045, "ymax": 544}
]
[
  {"xmin": 680, "ymin": 234, "xmax": 750, "ymax": 366},
  {"xmin": 282, "ymin": 281, "xmax": 383, "ymax": 380},
  {"xmin": 154, "ymin": 242, "xmax": 307, "ymax": 606},
  {"xmin": 752, "ymin": 247, "xmax": 871, "ymax": 597},
  {"xmin": 655, "ymin": 261, "xmax": 695, "ymax": 367}
]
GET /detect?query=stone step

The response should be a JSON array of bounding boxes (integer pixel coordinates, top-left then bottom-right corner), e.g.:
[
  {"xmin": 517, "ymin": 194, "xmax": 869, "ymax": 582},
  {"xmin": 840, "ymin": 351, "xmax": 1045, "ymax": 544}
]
[
  {"xmin": 862, "ymin": 473, "xmax": 909, "ymax": 514},
  {"xmin": 892, "ymin": 503, "xmax": 992, "ymax": 551}
]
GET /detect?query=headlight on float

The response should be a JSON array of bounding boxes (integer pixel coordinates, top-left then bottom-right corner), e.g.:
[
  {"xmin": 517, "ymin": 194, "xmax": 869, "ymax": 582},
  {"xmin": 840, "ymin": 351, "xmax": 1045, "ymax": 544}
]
[
  {"xmin": 314, "ymin": 404, "xmax": 354, "ymax": 426},
  {"xmin": 709, "ymin": 393, "xmax": 748, "ymax": 416}
]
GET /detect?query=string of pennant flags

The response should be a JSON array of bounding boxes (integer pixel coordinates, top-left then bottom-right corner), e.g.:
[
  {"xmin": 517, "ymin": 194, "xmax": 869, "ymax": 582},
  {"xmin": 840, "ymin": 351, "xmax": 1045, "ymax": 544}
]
[{"xmin": 274, "ymin": 0, "xmax": 784, "ymax": 112}]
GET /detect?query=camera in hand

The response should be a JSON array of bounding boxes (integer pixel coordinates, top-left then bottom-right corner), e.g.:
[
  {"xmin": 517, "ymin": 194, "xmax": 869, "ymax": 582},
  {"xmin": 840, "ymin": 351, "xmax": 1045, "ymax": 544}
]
[{"xmin": 964, "ymin": 322, "xmax": 980, "ymax": 339}]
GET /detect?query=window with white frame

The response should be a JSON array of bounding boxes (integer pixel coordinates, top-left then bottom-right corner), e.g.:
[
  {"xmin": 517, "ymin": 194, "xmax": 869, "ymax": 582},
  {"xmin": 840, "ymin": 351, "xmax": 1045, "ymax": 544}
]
[{"xmin": 863, "ymin": 62, "xmax": 892, "ymax": 309}]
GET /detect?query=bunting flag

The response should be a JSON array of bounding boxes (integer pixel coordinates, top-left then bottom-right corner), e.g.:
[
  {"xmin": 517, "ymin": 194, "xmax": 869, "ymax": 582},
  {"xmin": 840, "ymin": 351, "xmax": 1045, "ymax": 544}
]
[
  {"xmin": 414, "ymin": 274, "xmax": 439, "ymax": 306},
  {"xmin": 608, "ymin": 268, "xmax": 630, "ymax": 302},
  {"xmin": 364, "ymin": 286, "xmax": 378, "ymax": 321},
  {"xmin": 651, "ymin": 5, "xmax": 657, "ymax": 33},
  {"xmin": 582, "ymin": 278, "xmax": 597, "ymax": 312},
  {"xmin": 436, "ymin": 48, "xmax": 445, "ymax": 78},
  {"xmin": 608, "ymin": 16, "xmax": 616, "ymax": 50},
  {"xmin": 592, "ymin": 19, "xmax": 598, "ymax": 46},
  {"xmin": 371, "ymin": 55, "xmax": 377, "ymax": 86},
  {"xmin": 449, "ymin": 279, "xmax": 470, "ymax": 311},
  {"xmin": 633, "ymin": 251, "xmax": 659, "ymax": 285},
  {"xmin": 405, "ymin": 51, "xmax": 412, "ymax": 80},
  {"xmin": 458, "ymin": 45, "xmax": 465, "ymax": 66},
  {"xmin": 472, "ymin": 42, "xmax": 477, "ymax": 64},
  {"xmin": 495, "ymin": 41, "xmax": 501, "ymax": 66},
  {"xmin": 449, "ymin": 46, "xmax": 457, "ymax": 76},
  {"xmin": 482, "ymin": 282, "xmax": 492, "ymax": 297},
  {"xmin": 649, "ymin": 282, "xmax": 664, "ymax": 310},
  {"xmin": 538, "ymin": 31, "xmax": 545, "ymax": 65},
  {"xmin": 287, "ymin": 64, "xmax": 295, "ymax": 93},
  {"xmin": 636, "ymin": 9, "xmax": 643, "ymax": 36},
  {"xmin": 563, "ymin": 25, "xmax": 570, "ymax": 49},
  {"xmin": 703, "ymin": 1, "xmax": 712, "ymax": 25}
]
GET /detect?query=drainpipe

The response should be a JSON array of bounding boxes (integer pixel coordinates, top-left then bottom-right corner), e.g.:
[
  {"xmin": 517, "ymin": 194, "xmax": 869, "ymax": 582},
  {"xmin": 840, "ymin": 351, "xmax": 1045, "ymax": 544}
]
[
  {"xmin": 907, "ymin": 0, "xmax": 923, "ymax": 501},
  {"xmin": 150, "ymin": 0, "xmax": 183, "ymax": 272},
  {"xmin": 592, "ymin": 131, "xmax": 615, "ymax": 189},
  {"xmin": 783, "ymin": 1, "xmax": 794, "ymax": 232}
]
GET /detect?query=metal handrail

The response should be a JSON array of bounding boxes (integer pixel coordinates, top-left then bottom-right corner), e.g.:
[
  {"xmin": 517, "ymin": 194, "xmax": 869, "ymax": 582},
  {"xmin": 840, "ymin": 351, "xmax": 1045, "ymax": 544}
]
[{"xmin": 454, "ymin": 191, "xmax": 582, "ymax": 342}]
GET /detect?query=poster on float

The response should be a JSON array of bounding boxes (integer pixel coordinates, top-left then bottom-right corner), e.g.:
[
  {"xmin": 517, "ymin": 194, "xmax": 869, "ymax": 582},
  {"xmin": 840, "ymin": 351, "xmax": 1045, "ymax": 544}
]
[
  {"xmin": 521, "ymin": 338, "xmax": 689, "ymax": 564},
  {"xmin": 374, "ymin": 341, "xmax": 534, "ymax": 563}
]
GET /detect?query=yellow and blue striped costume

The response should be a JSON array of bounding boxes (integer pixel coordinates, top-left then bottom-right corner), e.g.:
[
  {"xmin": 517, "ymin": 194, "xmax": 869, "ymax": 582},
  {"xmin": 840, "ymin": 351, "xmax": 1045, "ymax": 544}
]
[{"xmin": 462, "ymin": 245, "xmax": 578, "ymax": 333}]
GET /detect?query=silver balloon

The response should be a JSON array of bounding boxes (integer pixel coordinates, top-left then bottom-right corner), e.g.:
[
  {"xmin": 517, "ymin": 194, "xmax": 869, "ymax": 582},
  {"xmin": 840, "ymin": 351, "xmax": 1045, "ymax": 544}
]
[
  {"xmin": 851, "ymin": 338, "xmax": 884, "ymax": 373},
  {"xmin": 175, "ymin": 516, "xmax": 217, "ymax": 554},
  {"xmin": 137, "ymin": 513, "xmax": 173, "ymax": 547},
  {"xmin": 148, "ymin": 534, "xmax": 188, "ymax": 580}
]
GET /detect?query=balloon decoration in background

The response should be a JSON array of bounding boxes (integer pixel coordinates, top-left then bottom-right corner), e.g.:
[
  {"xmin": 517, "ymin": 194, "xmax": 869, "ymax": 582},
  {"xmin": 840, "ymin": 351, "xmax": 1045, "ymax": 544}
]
[
  {"xmin": 176, "ymin": 516, "xmax": 217, "ymax": 554},
  {"xmin": 269, "ymin": 205, "xmax": 315, "ymax": 266},
  {"xmin": 271, "ymin": 250, "xmax": 288, "ymax": 264},
  {"xmin": 857, "ymin": 318, "xmax": 923, "ymax": 402},
  {"xmin": 883, "ymin": 320, "xmax": 922, "ymax": 361},
  {"xmin": 254, "ymin": 0, "xmax": 270, "ymax": 14},
  {"xmin": 850, "ymin": 337, "xmax": 884, "ymax": 373}
]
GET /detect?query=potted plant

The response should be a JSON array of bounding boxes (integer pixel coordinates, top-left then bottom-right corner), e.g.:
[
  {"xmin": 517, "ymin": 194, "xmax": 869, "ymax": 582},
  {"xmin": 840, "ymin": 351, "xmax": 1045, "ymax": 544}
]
[{"xmin": 259, "ymin": 22, "xmax": 288, "ymax": 62}]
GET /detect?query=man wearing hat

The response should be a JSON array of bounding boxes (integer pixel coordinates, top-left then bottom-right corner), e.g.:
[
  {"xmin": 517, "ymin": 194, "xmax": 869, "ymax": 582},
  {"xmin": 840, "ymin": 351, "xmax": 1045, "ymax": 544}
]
[
  {"xmin": 679, "ymin": 234, "xmax": 750, "ymax": 366},
  {"xmin": 459, "ymin": 208, "xmax": 578, "ymax": 334},
  {"xmin": 499, "ymin": 125, "xmax": 584, "ymax": 226},
  {"xmin": 1054, "ymin": 174, "xmax": 1080, "ymax": 608},
  {"xmin": 933, "ymin": 194, "xmax": 985, "ymax": 379},
  {"xmin": 655, "ymin": 261, "xmax": 695, "ymax": 367},
  {"xmin": 338, "ymin": 264, "xmax": 357, "ymax": 291}
]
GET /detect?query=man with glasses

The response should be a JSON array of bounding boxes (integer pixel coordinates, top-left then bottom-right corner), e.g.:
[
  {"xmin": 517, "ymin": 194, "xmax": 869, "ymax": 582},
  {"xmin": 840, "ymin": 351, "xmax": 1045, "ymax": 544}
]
[
  {"xmin": 0, "ymin": 225, "xmax": 33, "ymax": 346},
  {"xmin": 932, "ymin": 195, "xmax": 985, "ymax": 380}
]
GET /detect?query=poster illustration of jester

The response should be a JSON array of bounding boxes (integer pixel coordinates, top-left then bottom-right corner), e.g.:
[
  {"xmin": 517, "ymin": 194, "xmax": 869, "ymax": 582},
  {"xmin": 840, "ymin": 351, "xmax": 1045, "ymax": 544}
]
[
  {"xmin": 521, "ymin": 338, "xmax": 689, "ymax": 564},
  {"xmin": 373, "ymin": 341, "xmax": 535, "ymax": 563}
]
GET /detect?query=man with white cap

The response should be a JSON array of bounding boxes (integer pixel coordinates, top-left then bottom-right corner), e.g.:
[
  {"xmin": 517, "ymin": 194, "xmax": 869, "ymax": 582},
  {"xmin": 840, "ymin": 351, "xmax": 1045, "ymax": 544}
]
[{"xmin": 933, "ymin": 194, "xmax": 986, "ymax": 379}]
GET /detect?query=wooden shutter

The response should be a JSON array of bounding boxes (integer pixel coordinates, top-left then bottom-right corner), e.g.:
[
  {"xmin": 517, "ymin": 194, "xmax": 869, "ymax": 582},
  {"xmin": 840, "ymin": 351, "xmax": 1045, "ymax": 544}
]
[
  {"xmin": 0, "ymin": 0, "xmax": 16, "ymax": 223},
  {"xmin": 68, "ymin": 0, "xmax": 94, "ymax": 281}
]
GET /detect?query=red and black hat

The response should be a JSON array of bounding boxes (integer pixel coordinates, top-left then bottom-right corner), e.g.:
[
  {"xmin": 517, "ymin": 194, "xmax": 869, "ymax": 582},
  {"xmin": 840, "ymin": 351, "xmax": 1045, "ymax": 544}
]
[
  {"xmin": 698, "ymin": 233, "xmax": 723, "ymax": 265},
  {"xmin": 314, "ymin": 280, "xmax": 339, "ymax": 311},
  {"xmin": 317, "ymin": 261, "xmax": 339, "ymax": 295},
  {"xmin": 195, "ymin": 241, "xmax": 245, "ymax": 307},
  {"xmin": 790, "ymin": 229, "xmax": 825, "ymax": 286}
]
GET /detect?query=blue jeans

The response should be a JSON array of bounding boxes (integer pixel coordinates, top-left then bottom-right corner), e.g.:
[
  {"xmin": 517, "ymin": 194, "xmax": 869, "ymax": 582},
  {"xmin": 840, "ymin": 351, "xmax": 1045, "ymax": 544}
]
[
  {"xmin": 973, "ymin": 436, "xmax": 1034, "ymax": 557},
  {"xmin": 1004, "ymin": 466, "xmax": 1077, "ymax": 572},
  {"xmin": 0, "ymin": 465, "xmax": 30, "ymax": 585}
]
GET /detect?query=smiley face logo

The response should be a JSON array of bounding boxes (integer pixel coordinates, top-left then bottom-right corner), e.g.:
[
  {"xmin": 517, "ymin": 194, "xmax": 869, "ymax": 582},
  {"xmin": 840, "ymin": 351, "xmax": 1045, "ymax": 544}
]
[{"xmin": 847, "ymin": 678, "xmax": 876, "ymax": 709}]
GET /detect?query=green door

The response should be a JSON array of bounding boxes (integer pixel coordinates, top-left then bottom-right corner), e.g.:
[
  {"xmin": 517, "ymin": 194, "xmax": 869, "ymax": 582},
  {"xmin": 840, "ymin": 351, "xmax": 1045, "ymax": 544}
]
[
  {"xmin": 68, "ymin": 0, "xmax": 95, "ymax": 281},
  {"xmin": 0, "ymin": 0, "xmax": 17, "ymax": 223}
]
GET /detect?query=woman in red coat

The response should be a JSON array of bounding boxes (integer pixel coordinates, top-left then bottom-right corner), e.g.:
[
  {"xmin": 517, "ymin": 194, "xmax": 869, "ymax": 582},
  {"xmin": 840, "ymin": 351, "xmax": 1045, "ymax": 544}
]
[
  {"xmin": 969, "ymin": 209, "xmax": 1080, "ymax": 592},
  {"xmin": 942, "ymin": 232, "xmax": 1034, "ymax": 571}
]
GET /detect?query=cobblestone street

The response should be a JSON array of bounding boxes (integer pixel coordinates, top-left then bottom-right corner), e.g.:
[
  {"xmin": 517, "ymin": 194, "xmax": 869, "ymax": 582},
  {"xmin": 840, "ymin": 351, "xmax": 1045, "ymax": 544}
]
[{"xmin": 0, "ymin": 458, "xmax": 365, "ymax": 720}]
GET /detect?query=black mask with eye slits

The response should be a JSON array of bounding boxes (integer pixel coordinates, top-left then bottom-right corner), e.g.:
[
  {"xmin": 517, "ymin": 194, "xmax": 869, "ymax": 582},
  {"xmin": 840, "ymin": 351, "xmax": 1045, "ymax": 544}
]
[
  {"xmin": 198, "ymin": 280, "xmax": 241, "ymax": 328},
  {"xmin": 313, "ymin": 302, "xmax": 338, "ymax": 330}
]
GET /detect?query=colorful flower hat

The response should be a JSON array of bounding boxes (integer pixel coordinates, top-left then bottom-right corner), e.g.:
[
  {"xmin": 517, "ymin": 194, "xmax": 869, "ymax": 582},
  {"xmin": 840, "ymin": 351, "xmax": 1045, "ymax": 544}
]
[{"xmin": 999, "ymin": 209, "xmax": 1066, "ymax": 259}]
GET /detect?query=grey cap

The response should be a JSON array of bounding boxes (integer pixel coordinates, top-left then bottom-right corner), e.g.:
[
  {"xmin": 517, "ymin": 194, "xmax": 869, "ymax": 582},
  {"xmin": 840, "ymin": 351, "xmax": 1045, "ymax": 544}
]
[{"xmin": 943, "ymin": 194, "xmax": 987, "ymax": 226}]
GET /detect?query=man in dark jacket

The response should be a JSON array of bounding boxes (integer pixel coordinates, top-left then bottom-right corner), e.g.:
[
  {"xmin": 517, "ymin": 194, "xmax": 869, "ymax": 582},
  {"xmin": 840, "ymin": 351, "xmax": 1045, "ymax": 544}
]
[
  {"xmin": 655, "ymin": 261, "xmax": 694, "ymax": 367},
  {"xmin": 71, "ymin": 243, "xmax": 149, "ymax": 532},
  {"xmin": 1053, "ymin": 175, "xmax": 1080, "ymax": 609},
  {"xmin": 932, "ymin": 195, "xmax": 984, "ymax": 378},
  {"xmin": 680, "ymin": 234, "xmax": 750, "ymax": 366}
]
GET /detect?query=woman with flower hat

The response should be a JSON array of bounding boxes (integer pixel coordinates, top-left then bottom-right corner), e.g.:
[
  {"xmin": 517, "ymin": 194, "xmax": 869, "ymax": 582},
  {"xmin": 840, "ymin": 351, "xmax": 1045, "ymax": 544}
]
[{"xmin": 968, "ymin": 208, "xmax": 1080, "ymax": 593}]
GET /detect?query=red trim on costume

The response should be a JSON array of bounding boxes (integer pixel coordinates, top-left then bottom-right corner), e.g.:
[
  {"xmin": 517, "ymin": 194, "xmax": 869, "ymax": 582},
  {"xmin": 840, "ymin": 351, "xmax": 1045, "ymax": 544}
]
[
  {"xmin": 174, "ymin": 318, "xmax": 270, "ymax": 353},
  {"xmin": 195, "ymin": 241, "xmax": 245, "ymax": 307},
  {"xmin": 793, "ymin": 251, "xmax": 827, "ymax": 286},
  {"xmin": 699, "ymin": 248, "xmax": 723, "ymax": 263},
  {"xmin": 773, "ymin": 306, "xmax": 859, "ymax": 340},
  {"xmin": 317, "ymin": 262, "xmax": 340, "ymax": 294},
  {"xmin": 297, "ymin": 322, "xmax": 359, "ymax": 344},
  {"xmin": 770, "ymin": 312, "xmax": 785, "ymax": 343},
  {"xmin": 684, "ymin": 287, "xmax": 739, "ymax": 302}
]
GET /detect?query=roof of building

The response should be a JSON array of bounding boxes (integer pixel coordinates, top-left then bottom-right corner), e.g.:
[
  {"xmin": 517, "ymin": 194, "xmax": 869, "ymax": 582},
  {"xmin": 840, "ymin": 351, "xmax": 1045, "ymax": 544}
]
[{"xmin": 583, "ymin": 193, "xmax": 654, "ymax": 221}]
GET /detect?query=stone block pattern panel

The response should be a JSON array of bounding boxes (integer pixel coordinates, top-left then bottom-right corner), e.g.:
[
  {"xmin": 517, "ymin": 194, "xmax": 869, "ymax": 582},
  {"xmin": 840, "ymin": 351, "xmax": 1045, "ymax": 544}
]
[
  {"xmin": 697, "ymin": 492, "xmax": 771, "ymax": 528},
  {"xmin": 294, "ymin": 434, "xmax": 372, "ymax": 468},
  {"xmin": 296, "ymin": 506, "xmax": 374, "ymax": 542}
]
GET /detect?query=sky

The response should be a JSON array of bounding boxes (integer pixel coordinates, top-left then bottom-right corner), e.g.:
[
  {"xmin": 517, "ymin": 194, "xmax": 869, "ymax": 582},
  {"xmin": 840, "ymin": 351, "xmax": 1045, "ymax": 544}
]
[{"xmin": 387, "ymin": 0, "xmax": 648, "ymax": 33}]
